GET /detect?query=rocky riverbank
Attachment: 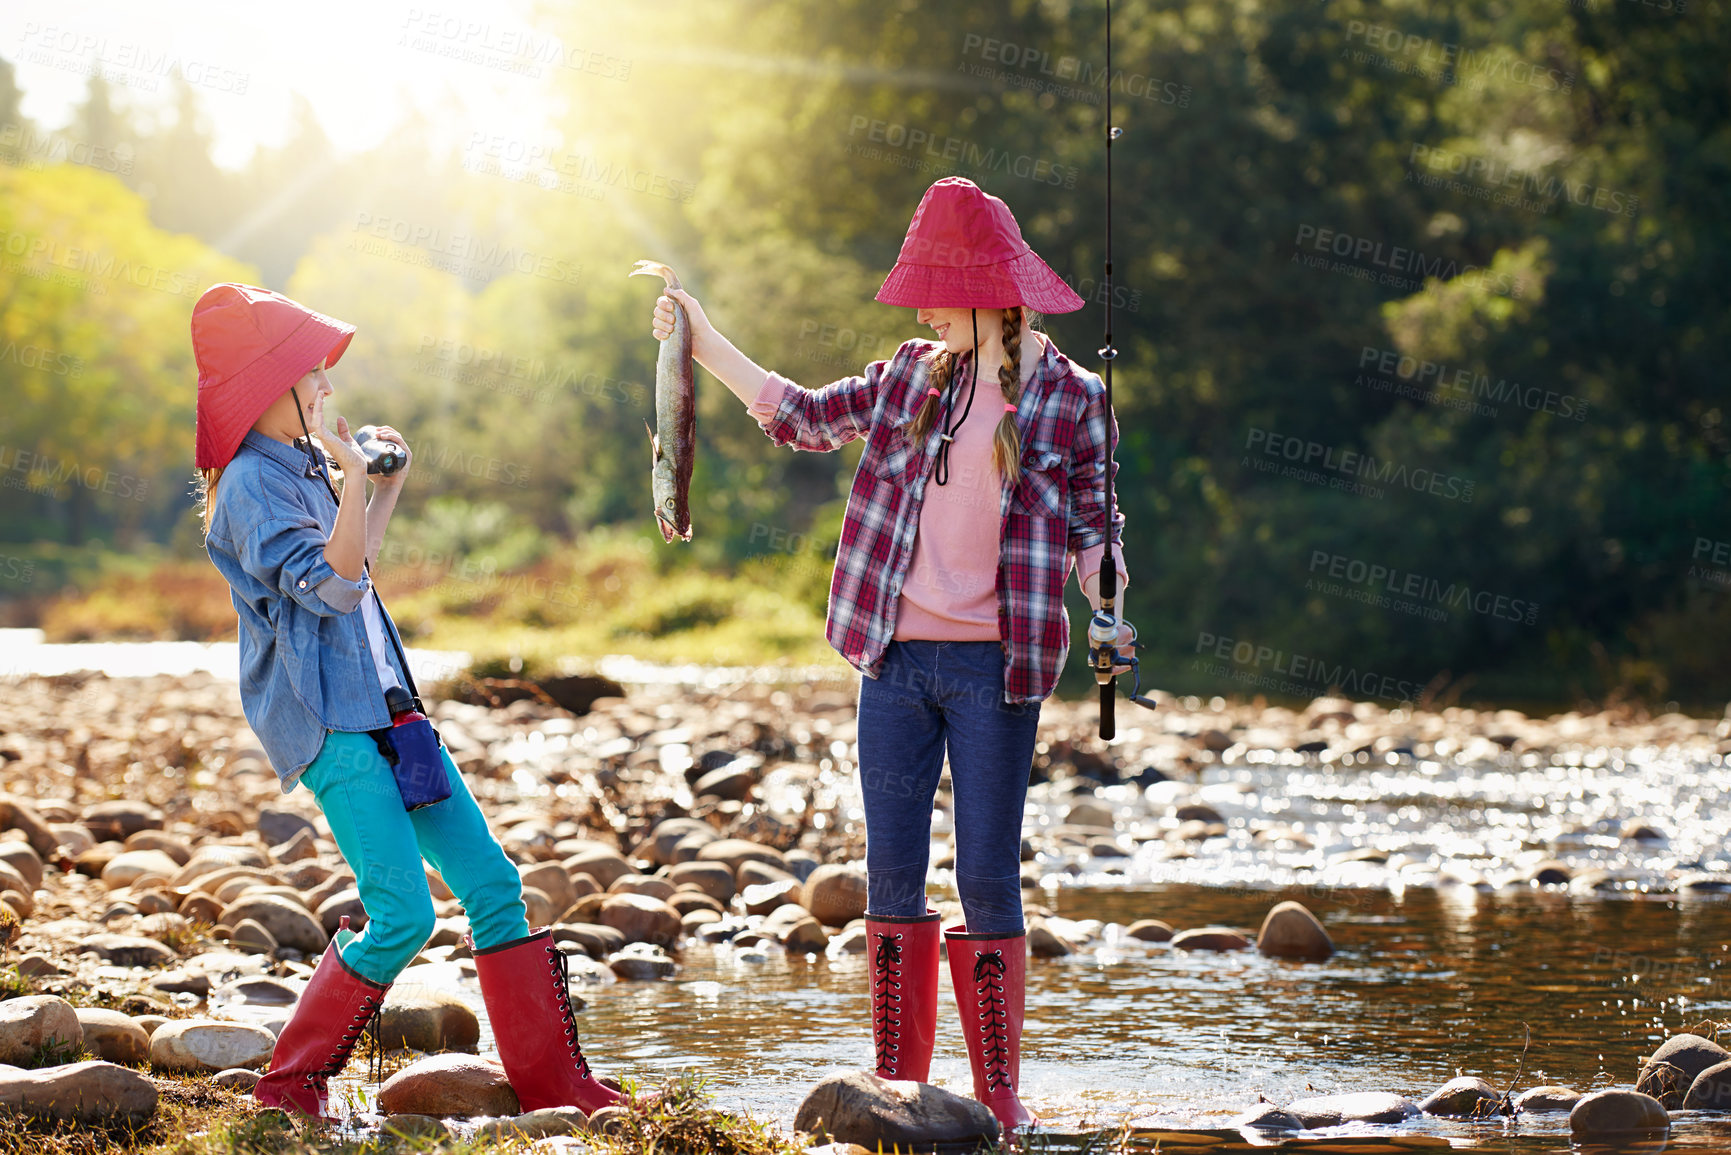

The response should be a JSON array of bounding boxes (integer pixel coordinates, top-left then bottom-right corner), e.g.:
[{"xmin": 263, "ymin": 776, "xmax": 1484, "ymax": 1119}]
[{"xmin": 0, "ymin": 670, "xmax": 1726, "ymax": 1152}]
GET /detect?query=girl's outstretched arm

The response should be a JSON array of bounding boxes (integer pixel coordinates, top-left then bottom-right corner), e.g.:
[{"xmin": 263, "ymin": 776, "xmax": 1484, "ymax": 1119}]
[{"xmin": 653, "ymin": 288, "xmax": 768, "ymax": 405}]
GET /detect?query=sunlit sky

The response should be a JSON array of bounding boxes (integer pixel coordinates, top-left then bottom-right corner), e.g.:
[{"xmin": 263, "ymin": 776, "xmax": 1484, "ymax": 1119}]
[{"xmin": 1, "ymin": 0, "xmax": 567, "ymax": 168}]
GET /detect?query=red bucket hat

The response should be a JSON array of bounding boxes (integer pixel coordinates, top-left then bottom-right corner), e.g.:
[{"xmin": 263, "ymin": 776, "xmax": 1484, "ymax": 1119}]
[
  {"xmin": 875, "ymin": 178, "xmax": 1085, "ymax": 314},
  {"xmin": 192, "ymin": 283, "xmax": 356, "ymax": 469}
]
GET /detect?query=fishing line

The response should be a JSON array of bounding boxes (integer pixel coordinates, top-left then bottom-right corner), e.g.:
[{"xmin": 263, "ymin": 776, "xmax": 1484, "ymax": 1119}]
[{"xmin": 933, "ymin": 308, "xmax": 983, "ymax": 487}]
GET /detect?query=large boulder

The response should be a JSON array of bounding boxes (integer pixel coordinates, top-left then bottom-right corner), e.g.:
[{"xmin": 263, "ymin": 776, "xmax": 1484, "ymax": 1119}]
[
  {"xmin": 0, "ymin": 996, "xmax": 83, "ymax": 1066},
  {"xmin": 148, "ymin": 1021, "xmax": 276, "ymax": 1073},
  {"xmin": 1255, "ymin": 901, "xmax": 1333, "ymax": 960},
  {"xmin": 598, "ymin": 894, "xmax": 681, "ymax": 946},
  {"xmin": 72, "ymin": 1009, "xmax": 150, "ymax": 1066},
  {"xmin": 377, "ymin": 1054, "xmax": 519, "ymax": 1118},
  {"xmin": 1636, "ymin": 1034, "xmax": 1730, "ymax": 1108},
  {"xmin": 803, "ymin": 864, "xmax": 868, "ymax": 927},
  {"xmin": 378, "ymin": 986, "xmax": 480, "ymax": 1053},
  {"xmin": 218, "ymin": 894, "xmax": 328, "ymax": 953},
  {"xmin": 795, "ymin": 1072, "xmax": 1000, "ymax": 1147},
  {"xmin": 0, "ymin": 1060, "xmax": 157, "ymax": 1124},
  {"xmin": 1569, "ymin": 1089, "xmax": 1669, "ymax": 1135}
]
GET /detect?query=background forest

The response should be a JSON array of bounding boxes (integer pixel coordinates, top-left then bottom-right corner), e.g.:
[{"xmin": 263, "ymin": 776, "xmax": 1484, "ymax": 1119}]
[{"xmin": 1, "ymin": 0, "xmax": 1726, "ymax": 707}]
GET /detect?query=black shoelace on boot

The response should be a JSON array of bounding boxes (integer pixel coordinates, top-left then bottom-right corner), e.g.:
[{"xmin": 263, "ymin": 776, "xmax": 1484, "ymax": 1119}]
[
  {"xmin": 972, "ymin": 950, "xmax": 1013, "ymax": 1092},
  {"xmin": 547, "ymin": 941, "xmax": 595, "ymax": 1080},
  {"xmin": 872, "ymin": 932, "xmax": 905, "ymax": 1071}
]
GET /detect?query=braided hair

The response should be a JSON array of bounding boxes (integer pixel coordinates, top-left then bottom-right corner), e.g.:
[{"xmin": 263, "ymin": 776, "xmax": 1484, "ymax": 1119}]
[{"xmin": 906, "ymin": 306, "xmax": 1026, "ymax": 483}]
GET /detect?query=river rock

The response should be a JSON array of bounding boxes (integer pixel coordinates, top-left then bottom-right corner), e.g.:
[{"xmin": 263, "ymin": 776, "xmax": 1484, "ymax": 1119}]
[
  {"xmin": 1683, "ymin": 1060, "xmax": 1731, "ymax": 1111},
  {"xmin": 608, "ymin": 942, "xmax": 677, "ymax": 980},
  {"xmin": 554, "ymin": 924, "xmax": 626, "ymax": 959},
  {"xmin": 76, "ymin": 934, "xmax": 178, "ymax": 968},
  {"xmin": 269, "ymin": 828, "xmax": 318, "ymax": 863},
  {"xmin": 609, "ymin": 874, "xmax": 676, "ymax": 901},
  {"xmin": 0, "ymin": 799, "xmax": 58, "ymax": 860},
  {"xmin": 0, "ymin": 1060, "xmax": 157, "ymax": 1123},
  {"xmin": 1126, "ymin": 919, "xmax": 1174, "ymax": 942},
  {"xmin": 0, "ymin": 996, "xmax": 83, "ymax": 1065},
  {"xmin": 211, "ymin": 976, "xmax": 299, "ymax": 1006},
  {"xmin": 1027, "ymin": 919, "xmax": 1073, "ymax": 958},
  {"xmin": 378, "ymin": 986, "xmax": 480, "ymax": 1053},
  {"xmin": 795, "ymin": 1071, "xmax": 1000, "ymax": 1146},
  {"xmin": 381, "ymin": 1113, "xmax": 448, "ymax": 1140},
  {"xmin": 694, "ymin": 764, "xmax": 756, "ymax": 802},
  {"xmin": 1065, "ymin": 799, "xmax": 1115, "ymax": 828},
  {"xmin": 562, "ymin": 847, "xmax": 633, "ymax": 890},
  {"xmin": 178, "ymin": 892, "xmax": 225, "ymax": 924},
  {"xmin": 666, "ymin": 861, "xmax": 734, "ymax": 904},
  {"xmin": 1636, "ymin": 1034, "xmax": 1730, "ymax": 1107},
  {"xmin": 742, "ymin": 878, "xmax": 802, "ymax": 915},
  {"xmin": 803, "ymin": 864, "xmax": 868, "ymax": 927},
  {"xmin": 1233, "ymin": 1103, "xmax": 1301, "ymax": 1130},
  {"xmin": 738, "ymin": 859, "xmax": 796, "ymax": 888},
  {"xmin": 1515, "ymin": 1085, "xmax": 1582, "ymax": 1112},
  {"xmin": 1419, "ymin": 1076, "xmax": 1501, "ymax": 1118},
  {"xmin": 696, "ymin": 838, "xmax": 788, "ymax": 874},
  {"xmin": 83, "ymin": 800, "xmax": 164, "ymax": 842},
  {"xmin": 219, "ymin": 894, "xmax": 328, "ymax": 953},
  {"xmin": 1171, "ymin": 927, "xmax": 1251, "ymax": 952},
  {"xmin": 521, "ymin": 861, "xmax": 578, "ymax": 912},
  {"xmin": 761, "ymin": 904, "xmax": 829, "ymax": 953},
  {"xmin": 149, "ymin": 1020, "xmax": 276, "ymax": 1073},
  {"xmin": 377, "ymin": 1054, "xmax": 520, "ymax": 1118},
  {"xmin": 598, "ymin": 893, "xmax": 681, "ymax": 946},
  {"xmin": 211, "ymin": 1068, "xmax": 261, "ymax": 1091},
  {"xmin": 72, "ymin": 1009, "xmax": 150, "ymax": 1065},
  {"xmin": 635, "ymin": 817, "xmax": 716, "ymax": 866},
  {"xmin": 1285, "ymin": 1091, "xmax": 1417, "ymax": 1127},
  {"xmin": 99, "ymin": 848, "xmax": 182, "ymax": 890},
  {"xmin": 257, "ymin": 807, "xmax": 317, "ymax": 847},
  {"xmin": 1569, "ymin": 1089, "xmax": 1669, "ymax": 1134},
  {"xmin": 0, "ymin": 844, "xmax": 44, "ymax": 890},
  {"xmin": 473, "ymin": 1105, "xmax": 587, "ymax": 1141},
  {"xmin": 1256, "ymin": 901, "xmax": 1333, "ymax": 960},
  {"xmin": 231, "ymin": 918, "xmax": 278, "ymax": 955},
  {"xmin": 669, "ymin": 890, "xmax": 725, "ymax": 916}
]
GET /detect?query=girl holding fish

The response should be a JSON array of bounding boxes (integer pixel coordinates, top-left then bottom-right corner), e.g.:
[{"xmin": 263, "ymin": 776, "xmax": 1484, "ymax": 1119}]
[{"xmin": 649, "ymin": 177, "xmax": 1135, "ymax": 1136}]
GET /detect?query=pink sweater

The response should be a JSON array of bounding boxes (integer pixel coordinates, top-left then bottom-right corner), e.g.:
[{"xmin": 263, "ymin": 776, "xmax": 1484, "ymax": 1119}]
[{"xmin": 749, "ymin": 363, "xmax": 1127, "ymax": 641}]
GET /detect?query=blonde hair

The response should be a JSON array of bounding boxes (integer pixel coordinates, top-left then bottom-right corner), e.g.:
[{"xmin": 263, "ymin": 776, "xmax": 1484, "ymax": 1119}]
[
  {"xmin": 907, "ymin": 307, "xmax": 1025, "ymax": 482},
  {"xmin": 197, "ymin": 467, "xmax": 223, "ymax": 537}
]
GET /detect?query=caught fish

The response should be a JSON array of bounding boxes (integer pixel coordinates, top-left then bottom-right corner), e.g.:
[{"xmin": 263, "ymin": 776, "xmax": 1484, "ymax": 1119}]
[{"xmin": 630, "ymin": 259, "xmax": 695, "ymax": 543}]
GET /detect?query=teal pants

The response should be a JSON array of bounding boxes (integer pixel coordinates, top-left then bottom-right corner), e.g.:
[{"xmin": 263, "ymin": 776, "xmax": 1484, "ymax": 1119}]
[{"xmin": 299, "ymin": 730, "xmax": 529, "ymax": 986}]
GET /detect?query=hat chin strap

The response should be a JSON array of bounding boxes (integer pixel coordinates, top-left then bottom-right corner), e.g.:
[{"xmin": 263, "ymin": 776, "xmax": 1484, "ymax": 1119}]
[{"xmin": 933, "ymin": 309, "xmax": 981, "ymax": 487}]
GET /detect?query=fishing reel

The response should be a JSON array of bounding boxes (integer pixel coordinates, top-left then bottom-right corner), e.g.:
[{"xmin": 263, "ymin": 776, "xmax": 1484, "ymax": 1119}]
[{"xmin": 1088, "ymin": 606, "xmax": 1157, "ymax": 740}]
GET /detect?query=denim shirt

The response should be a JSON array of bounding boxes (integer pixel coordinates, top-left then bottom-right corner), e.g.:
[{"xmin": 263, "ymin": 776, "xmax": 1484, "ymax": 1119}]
[{"xmin": 206, "ymin": 431, "xmax": 410, "ymax": 790}]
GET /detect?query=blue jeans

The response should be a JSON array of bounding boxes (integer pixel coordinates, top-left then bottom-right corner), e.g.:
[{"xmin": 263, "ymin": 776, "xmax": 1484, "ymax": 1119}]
[
  {"xmin": 857, "ymin": 640, "xmax": 1042, "ymax": 935},
  {"xmin": 299, "ymin": 730, "xmax": 529, "ymax": 985}
]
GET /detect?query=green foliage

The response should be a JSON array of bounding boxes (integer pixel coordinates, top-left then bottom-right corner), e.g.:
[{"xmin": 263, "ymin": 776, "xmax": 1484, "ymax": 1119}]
[{"xmin": 3, "ymin": 0, "xmax": 1729, "ymax": 705}]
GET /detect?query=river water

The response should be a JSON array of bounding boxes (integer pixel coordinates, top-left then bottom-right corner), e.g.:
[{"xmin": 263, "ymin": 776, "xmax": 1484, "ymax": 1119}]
[{"xmin": 8, "ymin": 634, "xmax": 1728, "ymax": 1150}]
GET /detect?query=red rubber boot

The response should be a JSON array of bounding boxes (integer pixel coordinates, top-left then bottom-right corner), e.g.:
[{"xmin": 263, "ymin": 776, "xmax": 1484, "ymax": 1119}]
[
  {"xmin": 865, "ymin": 910, "xmax": 941, "ymax": 1080},
  {"xmin": 473, "ymin": 928, "xmax": 625, "ymax": 1114},
  {"xmin": 254, "ymin": 922, "xmax": 389, "ymax": 1119},
  {"xmin": 945, "ymin": 925, "xmax": 1038, "ymax": 1134}
]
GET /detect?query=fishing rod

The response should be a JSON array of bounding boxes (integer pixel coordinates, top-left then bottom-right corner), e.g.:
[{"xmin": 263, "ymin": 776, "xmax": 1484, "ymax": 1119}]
[{"xmin": 1087, "ymin": 0, "xmax": 1157, "ymax": 741}]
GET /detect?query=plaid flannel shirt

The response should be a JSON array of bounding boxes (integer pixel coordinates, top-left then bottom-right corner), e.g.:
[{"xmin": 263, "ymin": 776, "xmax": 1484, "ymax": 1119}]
[{"xmin": 757, "ymin": 337, "xmax": 1124, "ymax": 703}]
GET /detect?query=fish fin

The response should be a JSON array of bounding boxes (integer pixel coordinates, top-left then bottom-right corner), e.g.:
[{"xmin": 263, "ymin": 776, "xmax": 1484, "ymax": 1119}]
[
  {"xmin": 645, "ymin": 420, "xmax": 662, "ymax": 461},
  {"xmin": 629, "ymin": 260, "xmax": 682, "ymax": 291}
]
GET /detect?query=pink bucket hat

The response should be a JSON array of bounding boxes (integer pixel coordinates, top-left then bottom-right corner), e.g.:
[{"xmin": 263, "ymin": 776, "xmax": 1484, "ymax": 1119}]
[
  {"xmin": 192, "ymin": 283, "xmax": 355, "ymax": 469},
  {"xmin": 875, "ymin": 178, "xmax": 1085, "ymax": 314}
]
